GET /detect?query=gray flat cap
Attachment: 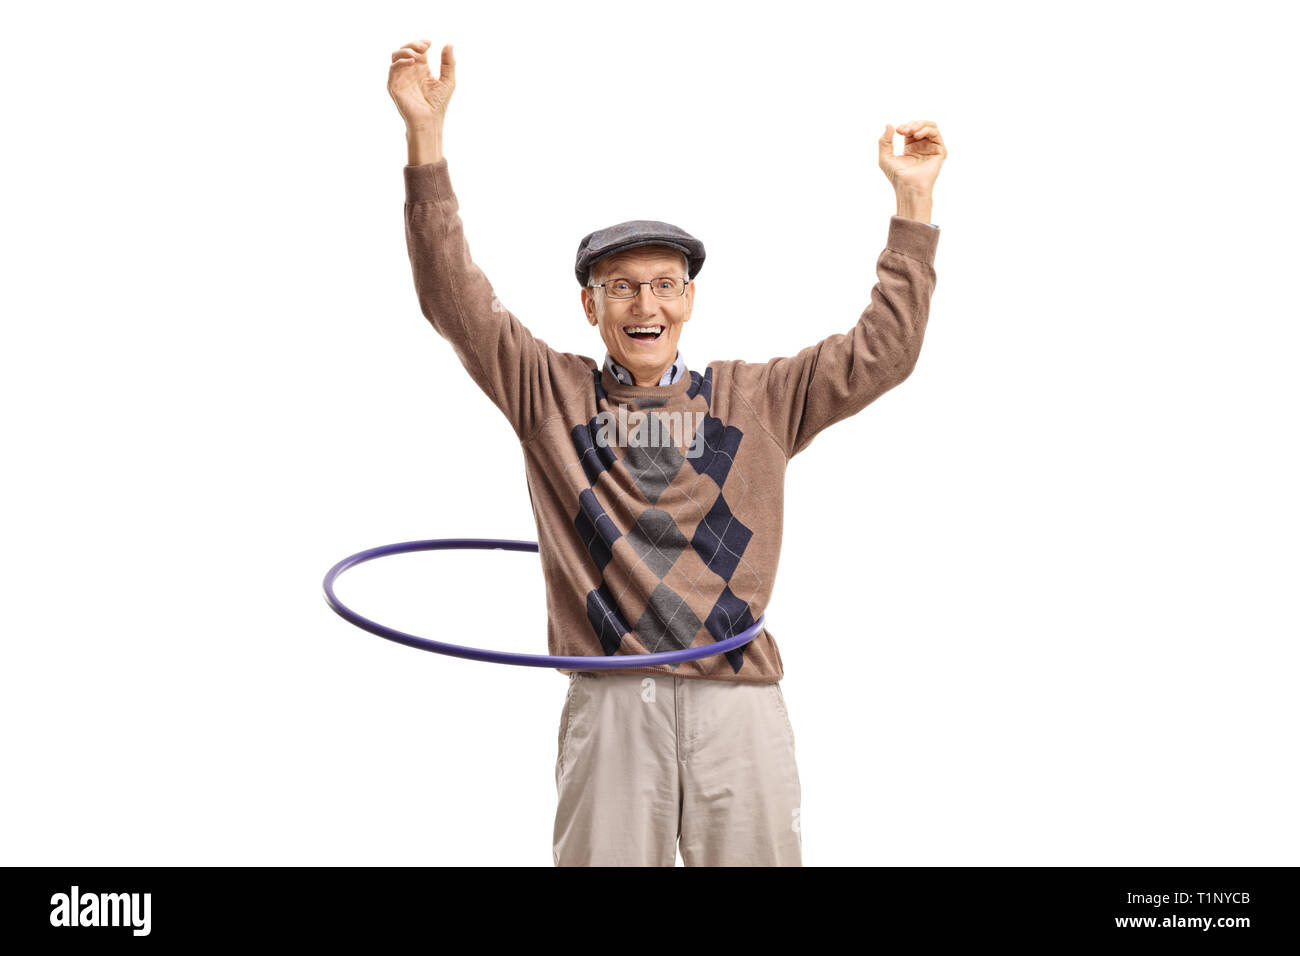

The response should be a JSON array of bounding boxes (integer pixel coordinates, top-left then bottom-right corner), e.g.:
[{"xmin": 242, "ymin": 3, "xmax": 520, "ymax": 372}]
[{"xmin": 575, "ymin": 219, "xmax": 706, "ymax": 287}]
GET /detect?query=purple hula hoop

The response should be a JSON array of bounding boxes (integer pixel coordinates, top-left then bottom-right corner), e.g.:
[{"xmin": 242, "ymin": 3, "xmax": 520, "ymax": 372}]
[{"xmin": 323, "ymin": 537, "xmax": 764, "ymax": 669}]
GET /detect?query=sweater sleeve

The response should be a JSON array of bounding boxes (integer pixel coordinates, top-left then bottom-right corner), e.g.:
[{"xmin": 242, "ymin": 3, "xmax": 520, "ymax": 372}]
[
  {"xmin": 403, "ymin": 158, "xmax": 561, "ymax": 441},
  {"xmin": 742, "ymin": 216, "xmax": 939, "ymax": 459}
]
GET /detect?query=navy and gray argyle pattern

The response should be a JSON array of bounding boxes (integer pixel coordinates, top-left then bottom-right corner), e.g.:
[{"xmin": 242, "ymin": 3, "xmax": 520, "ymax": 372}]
[{"xmin": 569, "ymin": 366, "xmax": 758, "ymax": 673}]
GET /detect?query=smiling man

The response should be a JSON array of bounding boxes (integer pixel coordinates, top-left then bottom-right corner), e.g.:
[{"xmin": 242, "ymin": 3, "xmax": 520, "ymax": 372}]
[
  {"xmin": 582, "ymin": 239, "xmax": 696, "ymax": 388},
  {"xmin": 388, "ymin": 40, "xmax": 945, "ymax": 867}
]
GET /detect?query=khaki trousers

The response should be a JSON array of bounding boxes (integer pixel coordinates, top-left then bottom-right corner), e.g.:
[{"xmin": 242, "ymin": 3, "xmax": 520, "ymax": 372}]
[{"xmin": 553, "ymin": 671, "xmax": 802, "ymax": 866}]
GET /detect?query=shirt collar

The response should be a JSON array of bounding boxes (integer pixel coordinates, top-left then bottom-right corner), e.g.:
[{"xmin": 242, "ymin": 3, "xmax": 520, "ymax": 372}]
[{"xmin": 604, "ymin": 349, "xmax": 685, "ymax": 387}]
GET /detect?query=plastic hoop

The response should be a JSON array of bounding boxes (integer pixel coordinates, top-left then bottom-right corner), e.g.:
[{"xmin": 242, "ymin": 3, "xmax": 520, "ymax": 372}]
[{"xmin": 323, "ymin": 537, "xmax": 764, "ymax": 669}]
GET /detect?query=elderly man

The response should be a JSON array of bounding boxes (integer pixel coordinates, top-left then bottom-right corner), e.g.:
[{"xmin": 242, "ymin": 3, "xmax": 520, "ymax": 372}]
[{"xmin": 388, "ymin": 39, "xmax": 945, "ymax": 867}]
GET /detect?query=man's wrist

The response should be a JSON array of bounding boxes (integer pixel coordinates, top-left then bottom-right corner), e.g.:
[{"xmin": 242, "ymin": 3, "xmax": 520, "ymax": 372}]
[
  {"xmin": 894, "ymin": 188, "xmax": 933, "ymax": 224},
  {"xmin": 406, "ymin": 125, "xmax": 444, "ymax": 165}
]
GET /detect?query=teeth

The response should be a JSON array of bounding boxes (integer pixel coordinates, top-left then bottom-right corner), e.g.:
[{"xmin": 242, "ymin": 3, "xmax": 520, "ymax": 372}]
[{"xmin": 624, "ymin": 326, "xmax": 663, "ymax": 334}]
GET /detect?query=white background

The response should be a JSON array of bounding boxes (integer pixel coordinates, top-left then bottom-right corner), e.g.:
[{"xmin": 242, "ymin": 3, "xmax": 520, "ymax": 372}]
[{"xmin": 3, "ymin": 0, "xmax": 1296, "ymax": 867}]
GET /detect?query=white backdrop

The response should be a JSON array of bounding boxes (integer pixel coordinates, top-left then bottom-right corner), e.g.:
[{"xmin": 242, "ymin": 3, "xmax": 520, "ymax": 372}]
[{"xmin": 3, "ymin": 0, "xmax": 1296, "ymax": 867}]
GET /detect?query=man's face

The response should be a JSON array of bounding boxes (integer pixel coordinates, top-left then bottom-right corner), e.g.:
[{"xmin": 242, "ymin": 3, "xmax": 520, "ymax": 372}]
[{"xmin": 582, "ymin": 246, "xmax": 695, "ymax": 386}]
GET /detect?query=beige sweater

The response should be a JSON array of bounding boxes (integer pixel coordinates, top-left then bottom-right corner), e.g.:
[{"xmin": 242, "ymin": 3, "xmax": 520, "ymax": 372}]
[{"xmin": 404, "ymin": 159, "xmax": 939, "ymax": 683}]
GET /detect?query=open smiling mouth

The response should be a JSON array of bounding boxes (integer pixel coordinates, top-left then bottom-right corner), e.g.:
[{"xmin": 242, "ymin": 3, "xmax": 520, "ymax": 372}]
[{"xmin": 623, "ymin": 325, "xmax": 664, "ymax": 342}]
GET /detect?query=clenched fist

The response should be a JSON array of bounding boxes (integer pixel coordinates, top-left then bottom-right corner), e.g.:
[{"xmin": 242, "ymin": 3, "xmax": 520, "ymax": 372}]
[
  {"xmin": 388, "ymin": 39, "xmax": 456, "ymax": 130},
  {"xmin": 879, "ymin": 121, "xmax": 947, "ymax": 195}
]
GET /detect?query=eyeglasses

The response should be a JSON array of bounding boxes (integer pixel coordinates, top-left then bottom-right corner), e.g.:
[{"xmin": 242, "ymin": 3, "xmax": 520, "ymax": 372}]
[{"xmin": 588, "ymin": 276, "xmax": 689, "ymax": 299}]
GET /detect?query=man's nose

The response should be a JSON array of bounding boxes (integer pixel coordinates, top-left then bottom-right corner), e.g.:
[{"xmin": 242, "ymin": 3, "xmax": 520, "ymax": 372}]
[{"xmin": 631, "ymin": 284, "xmax": 658, "ymax": 311}]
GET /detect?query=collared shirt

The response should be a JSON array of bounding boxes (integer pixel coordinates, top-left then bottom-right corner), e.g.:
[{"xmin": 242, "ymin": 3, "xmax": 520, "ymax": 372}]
[{"xmin": 604, "ymin": 349, "xmax": 685, "ymax": 387}]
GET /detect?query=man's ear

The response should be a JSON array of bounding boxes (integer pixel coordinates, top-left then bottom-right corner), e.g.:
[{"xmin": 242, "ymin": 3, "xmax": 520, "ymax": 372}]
[{"xmin": 581, "ymin": 288, "xmax": 597, "ymax": 326}]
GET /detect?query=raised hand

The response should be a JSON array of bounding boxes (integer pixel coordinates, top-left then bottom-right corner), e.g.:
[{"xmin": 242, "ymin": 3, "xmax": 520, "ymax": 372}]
[
  {"xmin": 878, "ymin": 121, "xmax": 947, "ymax": 194},
  {"xmin": 388, "ymin": 40, "xmax": 456, "ymax": 130}
]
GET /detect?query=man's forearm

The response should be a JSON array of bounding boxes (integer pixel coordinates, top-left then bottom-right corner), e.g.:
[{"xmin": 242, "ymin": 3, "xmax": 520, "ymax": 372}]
[
  {"xmin": 895, "ymin": 189, "xmax": 933, "ymax": 224},
  {"xmin": 407, "ymin": 125, "xmax": 444, "ymax": 165}
]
